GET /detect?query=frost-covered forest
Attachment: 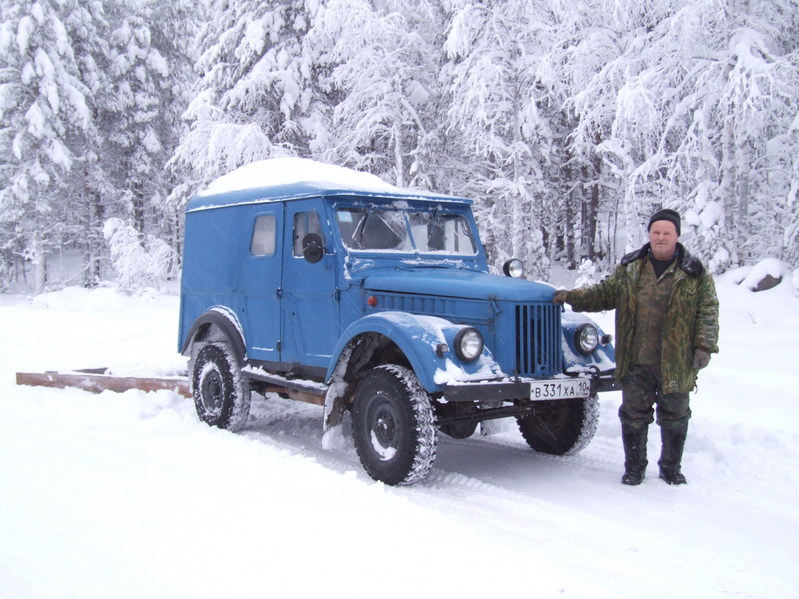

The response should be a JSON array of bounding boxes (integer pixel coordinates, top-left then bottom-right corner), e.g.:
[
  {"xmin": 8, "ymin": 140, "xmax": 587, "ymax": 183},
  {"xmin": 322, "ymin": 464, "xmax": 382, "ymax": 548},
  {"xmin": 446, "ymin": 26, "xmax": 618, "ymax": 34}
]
[{"xmin": 1, "ymin": 0, "xmax": 798, "ymax": 292}]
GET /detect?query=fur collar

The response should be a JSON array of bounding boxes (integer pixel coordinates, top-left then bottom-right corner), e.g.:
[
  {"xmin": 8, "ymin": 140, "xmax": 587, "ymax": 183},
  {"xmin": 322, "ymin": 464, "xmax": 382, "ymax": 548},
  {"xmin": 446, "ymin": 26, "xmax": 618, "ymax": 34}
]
[{"xmin": 621, "ymin": 243, "xmax": 705, "ymax": 278}]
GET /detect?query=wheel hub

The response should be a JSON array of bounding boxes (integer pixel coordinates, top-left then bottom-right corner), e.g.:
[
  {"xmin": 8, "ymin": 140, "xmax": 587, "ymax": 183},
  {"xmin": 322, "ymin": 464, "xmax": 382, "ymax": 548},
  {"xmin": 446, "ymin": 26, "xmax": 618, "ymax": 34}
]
[
  {"xmin": 373, "ymin": 411, "xmax": 396, "ymax": 446},
  {"xmin": 200, "ymin": 370, "xmax": 224, "ymax": 416}
]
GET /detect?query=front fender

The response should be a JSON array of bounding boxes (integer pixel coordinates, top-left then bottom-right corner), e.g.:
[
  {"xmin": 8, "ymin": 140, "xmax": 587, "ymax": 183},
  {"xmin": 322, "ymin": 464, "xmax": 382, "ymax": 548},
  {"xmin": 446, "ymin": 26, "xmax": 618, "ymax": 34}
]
[
  {"xmin": 561, "ymin": 312, "xmax": 615, "ymax": 372},
  {"xmin": 326, "ymin": 311, "xmax": 504, "ymax": 393}
]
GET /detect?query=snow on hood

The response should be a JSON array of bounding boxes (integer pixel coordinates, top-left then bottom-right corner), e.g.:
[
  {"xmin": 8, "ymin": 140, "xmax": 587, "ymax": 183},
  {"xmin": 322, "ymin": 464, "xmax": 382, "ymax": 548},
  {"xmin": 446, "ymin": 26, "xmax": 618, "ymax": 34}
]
[{"xmin": 199, "ymin": 157, "xmax": 402, "ymax": 197}]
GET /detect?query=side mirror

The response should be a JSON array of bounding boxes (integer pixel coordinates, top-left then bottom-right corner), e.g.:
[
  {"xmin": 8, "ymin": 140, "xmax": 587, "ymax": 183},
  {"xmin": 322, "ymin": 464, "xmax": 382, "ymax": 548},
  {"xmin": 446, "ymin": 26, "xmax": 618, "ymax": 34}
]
[{"xmin": 302, "ymin": 233, "xmax": 324, "ymax": 264}]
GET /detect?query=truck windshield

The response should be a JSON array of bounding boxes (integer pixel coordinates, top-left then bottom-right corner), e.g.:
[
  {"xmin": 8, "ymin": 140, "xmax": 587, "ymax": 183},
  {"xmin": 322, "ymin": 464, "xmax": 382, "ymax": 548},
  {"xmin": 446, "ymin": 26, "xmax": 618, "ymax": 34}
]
[{"xmin": 336, "ymin": 207, "xmax": 477, "ymax": 255}]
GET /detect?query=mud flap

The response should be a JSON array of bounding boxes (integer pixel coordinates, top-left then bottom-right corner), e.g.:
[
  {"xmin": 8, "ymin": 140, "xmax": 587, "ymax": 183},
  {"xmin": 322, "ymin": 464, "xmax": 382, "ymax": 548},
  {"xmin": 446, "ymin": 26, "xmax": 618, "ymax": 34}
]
[{"xmin": 322, "ymin": 380, "xmax": 350, "ymax": 450}]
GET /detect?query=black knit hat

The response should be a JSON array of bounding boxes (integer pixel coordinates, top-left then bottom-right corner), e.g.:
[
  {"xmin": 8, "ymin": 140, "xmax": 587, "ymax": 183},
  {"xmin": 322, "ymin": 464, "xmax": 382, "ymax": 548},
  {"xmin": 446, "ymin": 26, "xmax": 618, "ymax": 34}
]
[{"xmin": 648, "ymin": 208, "xmax": 681, "ymax": 235}]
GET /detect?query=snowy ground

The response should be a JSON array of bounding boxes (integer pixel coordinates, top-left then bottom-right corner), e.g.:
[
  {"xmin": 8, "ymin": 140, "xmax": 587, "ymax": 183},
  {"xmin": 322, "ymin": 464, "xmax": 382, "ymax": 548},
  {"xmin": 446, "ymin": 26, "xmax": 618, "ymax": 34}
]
[{"xmin": 1, "ymin": 271, "xmax": 798, "ymax": 599}]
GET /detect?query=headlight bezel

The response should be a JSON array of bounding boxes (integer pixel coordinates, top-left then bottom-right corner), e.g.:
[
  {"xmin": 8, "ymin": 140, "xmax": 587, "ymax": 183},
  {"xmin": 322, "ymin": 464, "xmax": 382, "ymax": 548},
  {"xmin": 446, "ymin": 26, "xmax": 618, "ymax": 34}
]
[
  {"xmin": 502, "ymin": 259, "xmax": 525, "ymax": 278},
  {"xmin": 454, "ymin": 327, "xmax": 484, "ymax": 362},
  {"xmin": 575, "ymin": 323, "xmax": 599, "ymax": 355}
]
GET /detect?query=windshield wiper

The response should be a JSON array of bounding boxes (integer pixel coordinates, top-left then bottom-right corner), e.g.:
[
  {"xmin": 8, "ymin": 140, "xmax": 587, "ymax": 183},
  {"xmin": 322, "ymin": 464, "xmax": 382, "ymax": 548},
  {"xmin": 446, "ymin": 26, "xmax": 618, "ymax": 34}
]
[{"xmin": 353, "ymin": 208, "xmax": 372, "ymax": 247}]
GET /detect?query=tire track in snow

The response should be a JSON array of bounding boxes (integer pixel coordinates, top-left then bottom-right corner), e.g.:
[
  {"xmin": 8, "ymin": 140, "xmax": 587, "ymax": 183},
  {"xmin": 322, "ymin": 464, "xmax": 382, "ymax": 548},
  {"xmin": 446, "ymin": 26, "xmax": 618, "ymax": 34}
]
[{"xmin": 239, "ymin": 392, "xmax": 797, "ymax": 598}]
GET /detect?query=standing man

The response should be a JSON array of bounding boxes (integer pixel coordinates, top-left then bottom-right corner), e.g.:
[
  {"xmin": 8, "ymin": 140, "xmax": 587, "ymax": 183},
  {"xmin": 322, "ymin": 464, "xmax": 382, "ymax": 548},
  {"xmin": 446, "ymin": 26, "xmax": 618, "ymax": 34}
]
[{"xmin": 554, "ymin": 209, "xmax": 719, "ymax": 485}]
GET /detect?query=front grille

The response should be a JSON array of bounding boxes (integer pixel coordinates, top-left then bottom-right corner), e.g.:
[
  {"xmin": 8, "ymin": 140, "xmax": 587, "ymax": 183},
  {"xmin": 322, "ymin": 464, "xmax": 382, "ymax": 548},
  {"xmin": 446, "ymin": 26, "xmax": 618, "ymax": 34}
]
[{"xmin": 515, "ymin": 303, "xmax": 563, "ymax": 378}]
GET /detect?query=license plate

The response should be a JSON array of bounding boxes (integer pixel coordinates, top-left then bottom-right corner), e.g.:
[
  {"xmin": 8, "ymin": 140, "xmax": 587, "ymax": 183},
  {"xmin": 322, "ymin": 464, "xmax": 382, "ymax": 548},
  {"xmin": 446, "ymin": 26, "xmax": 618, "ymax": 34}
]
[{"xmin": 529, "ymin": 379, "xmax": 591, "ymax": 400}]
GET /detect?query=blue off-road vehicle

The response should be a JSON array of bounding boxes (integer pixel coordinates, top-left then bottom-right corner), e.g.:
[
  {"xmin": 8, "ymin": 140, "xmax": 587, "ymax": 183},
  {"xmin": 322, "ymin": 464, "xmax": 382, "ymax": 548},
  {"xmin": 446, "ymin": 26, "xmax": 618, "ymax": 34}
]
[{"xmin": 178, "ymin": 159, "xmax": 616, "ymax": 485}]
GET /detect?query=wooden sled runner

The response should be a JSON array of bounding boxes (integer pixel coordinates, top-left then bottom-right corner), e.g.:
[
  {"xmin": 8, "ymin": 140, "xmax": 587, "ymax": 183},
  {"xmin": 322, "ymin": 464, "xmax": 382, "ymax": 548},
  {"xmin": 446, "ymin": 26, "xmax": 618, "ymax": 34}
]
[{"xmin": 15, "ymin": 368, "xmax": 191, "ymax": 398}]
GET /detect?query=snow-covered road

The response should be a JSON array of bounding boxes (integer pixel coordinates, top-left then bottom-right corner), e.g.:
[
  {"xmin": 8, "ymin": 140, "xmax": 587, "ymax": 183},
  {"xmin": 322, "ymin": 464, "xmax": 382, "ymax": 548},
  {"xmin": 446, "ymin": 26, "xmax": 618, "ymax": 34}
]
[{"xmin": 1, "ymin": 275, "xmax": 797, "ymax": 598}]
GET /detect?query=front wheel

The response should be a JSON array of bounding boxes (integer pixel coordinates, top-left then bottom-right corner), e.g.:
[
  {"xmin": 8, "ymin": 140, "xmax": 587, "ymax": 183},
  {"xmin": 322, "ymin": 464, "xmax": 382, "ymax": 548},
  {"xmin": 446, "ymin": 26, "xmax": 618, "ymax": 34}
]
[
  {"xmin": 351, "ymin": 365, "xmax": 438, "ymax": 486},
  {"xmin": 516, "ymin": 395, "xmax": 599, "ymax": 455},
  {"xmin": 192, "ymin": 343, "xmax": 251, "ymax": 432}
]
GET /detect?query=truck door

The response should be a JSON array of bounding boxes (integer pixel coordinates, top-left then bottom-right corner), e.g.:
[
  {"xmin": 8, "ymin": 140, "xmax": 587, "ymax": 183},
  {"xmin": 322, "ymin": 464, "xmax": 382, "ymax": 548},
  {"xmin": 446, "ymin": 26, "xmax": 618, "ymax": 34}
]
[
  {"xmin": 238, "ymin": 206, "xmax": 283, "ymax": 362},
  {"xmin": 280, "ymin": 200, "xmax": 339, "ymax": 369}
]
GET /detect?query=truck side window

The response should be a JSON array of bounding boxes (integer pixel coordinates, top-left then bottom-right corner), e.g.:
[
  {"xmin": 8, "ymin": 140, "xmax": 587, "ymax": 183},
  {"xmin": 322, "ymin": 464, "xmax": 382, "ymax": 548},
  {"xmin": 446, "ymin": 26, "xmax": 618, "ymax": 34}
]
[
  {"xmin": 293, "ymin": 211, "xmax": 321, "ymax": 257},
  {"xmin": 251, "ymin": 215, "xmax": 276, "ymax": 256}
]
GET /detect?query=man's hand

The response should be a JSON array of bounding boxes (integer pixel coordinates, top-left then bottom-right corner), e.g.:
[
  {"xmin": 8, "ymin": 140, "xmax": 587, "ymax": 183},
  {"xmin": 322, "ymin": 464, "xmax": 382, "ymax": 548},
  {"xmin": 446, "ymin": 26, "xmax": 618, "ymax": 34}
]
[
  {"xmin": 693, "ymin": 349, "xmax": 711, "ymax": 370},
  {"xmin": 553, "ymin": 290, "xmax": 572, "ymax": 305}
]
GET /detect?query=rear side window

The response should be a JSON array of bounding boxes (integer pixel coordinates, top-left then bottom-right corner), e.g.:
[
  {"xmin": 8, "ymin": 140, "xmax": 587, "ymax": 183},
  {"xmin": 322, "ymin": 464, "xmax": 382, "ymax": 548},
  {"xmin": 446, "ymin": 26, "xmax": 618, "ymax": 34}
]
[{"xmin": 251, "ymin": 215, "xmax": 276, "ymax": 256}]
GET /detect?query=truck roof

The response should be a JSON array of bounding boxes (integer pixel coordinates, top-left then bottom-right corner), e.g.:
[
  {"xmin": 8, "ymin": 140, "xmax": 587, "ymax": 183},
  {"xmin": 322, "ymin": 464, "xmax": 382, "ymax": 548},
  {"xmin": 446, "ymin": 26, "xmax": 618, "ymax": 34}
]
[{"xmin": 186, "ymin": 158, "xmax": 472, "ymax": 213}]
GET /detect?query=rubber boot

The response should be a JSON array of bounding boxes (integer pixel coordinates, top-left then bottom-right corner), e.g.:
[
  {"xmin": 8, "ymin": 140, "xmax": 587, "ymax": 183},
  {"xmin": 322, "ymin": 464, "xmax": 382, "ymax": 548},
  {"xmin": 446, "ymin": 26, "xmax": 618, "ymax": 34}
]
[
  {"xmin": 621, "ymin": 423, "xmax": 648, "ymax": 485},
  {"xmin": 658, "ymin": 423, "xmax": 688, "ymax": 485}
]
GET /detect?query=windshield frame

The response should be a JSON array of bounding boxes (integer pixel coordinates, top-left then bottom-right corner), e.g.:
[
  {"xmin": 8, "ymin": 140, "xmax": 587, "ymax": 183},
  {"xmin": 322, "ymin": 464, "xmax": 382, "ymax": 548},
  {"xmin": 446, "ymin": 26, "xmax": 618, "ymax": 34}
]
[{"xmin": 334, "ymin": 200, "xmax": 480, "ymax": 258}]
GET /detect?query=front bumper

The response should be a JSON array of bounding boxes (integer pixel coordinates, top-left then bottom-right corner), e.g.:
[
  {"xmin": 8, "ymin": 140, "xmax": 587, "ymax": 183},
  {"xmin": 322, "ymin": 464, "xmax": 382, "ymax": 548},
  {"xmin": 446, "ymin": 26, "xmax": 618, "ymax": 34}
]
[{"xmin": 441, "ymin": 370, "xmax": 619, "ymax": 403}]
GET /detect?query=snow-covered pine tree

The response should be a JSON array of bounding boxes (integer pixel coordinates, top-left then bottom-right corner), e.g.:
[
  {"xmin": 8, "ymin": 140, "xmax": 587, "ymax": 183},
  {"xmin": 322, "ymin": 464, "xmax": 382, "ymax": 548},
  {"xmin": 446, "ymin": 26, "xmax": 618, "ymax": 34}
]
[
  {"xmin": 309, "ymin": 0, "xmax": 444, "ymax": 189},
  {"xmin": 150, "ymin": 0, "xmax": 196, "ymax": 256},
  {"xmin": 540, "ymin": 0, "xmax": 674, "ymax": 263},
  {"xmin": 100, "ymin": 1, "xmax": 185, "ymax": 238},
  {"xmin": 584, "ymin": 0, "xmax": 799, "ymax": 272},
  {"xmin": 0, "ymin": 0, "xmax": 17, "ymax": 289},
  {"xmin": 61, "ymin": 0, "xmax": 112, "ymax": 287},
  {"xmin": 0, "ymin": 0, "xmax": 94, "ymax": 292},
  {"xmin": 786, "ymin": 117, "xmax": 799, "ymax": 268},
  {"xmin": 103, "ymin": 0, "xmax": 195, "ymax": 267},
  {"xmin": 1, "ymin": 0, "xmax": 796, "ymax": 290},
  {"xmin": 538, "ymin": 0, "xmax": 641, "ymax": 268},
  {"xmin": 167, "ymin": 0, "xmax": 333, "ymax": 211},
  {"xmin": 442, "ymin": 0, "xmax": 554, "ymax": 279},
  {"xmin": 103, "ymin": 217, "xmax": 178, "ymax": 291},
  {"xmin": 719, "ymin": 0, "xmax": 799, "ymax": 270}
]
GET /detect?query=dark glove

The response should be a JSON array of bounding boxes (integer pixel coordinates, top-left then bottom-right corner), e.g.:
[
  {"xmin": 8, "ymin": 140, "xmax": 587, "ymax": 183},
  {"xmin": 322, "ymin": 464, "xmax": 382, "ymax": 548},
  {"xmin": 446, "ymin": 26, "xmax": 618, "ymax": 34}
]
[
  {"xmin": 693, "ymin": 349, "xmax": 711, "ymax": 370},
  {"xmin": 553, "ymin": 290, "xmax": 572, "ymax": 305}
]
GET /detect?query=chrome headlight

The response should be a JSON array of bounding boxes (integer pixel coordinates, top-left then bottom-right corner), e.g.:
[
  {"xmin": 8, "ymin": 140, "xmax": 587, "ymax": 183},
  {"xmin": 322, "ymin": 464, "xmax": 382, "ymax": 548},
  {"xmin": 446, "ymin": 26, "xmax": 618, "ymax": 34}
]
[
  {"xmin": 575, "ymin": 323, "xmax": 599, "ymax": 355},
  {"xmin": 454, "ymin": 327, "xmax": 483, "ymax": 362},
  {"xmin": 502, "ymin": 259, "xmax": 525, "ymax": 278}
]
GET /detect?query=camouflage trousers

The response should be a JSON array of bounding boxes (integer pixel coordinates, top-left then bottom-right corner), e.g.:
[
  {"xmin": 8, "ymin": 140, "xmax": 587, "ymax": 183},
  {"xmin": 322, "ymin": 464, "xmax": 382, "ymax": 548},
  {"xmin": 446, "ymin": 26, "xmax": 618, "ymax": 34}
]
[{"xmin": 619, "ymin": 364, "xmax": 691, "ymax": 430}]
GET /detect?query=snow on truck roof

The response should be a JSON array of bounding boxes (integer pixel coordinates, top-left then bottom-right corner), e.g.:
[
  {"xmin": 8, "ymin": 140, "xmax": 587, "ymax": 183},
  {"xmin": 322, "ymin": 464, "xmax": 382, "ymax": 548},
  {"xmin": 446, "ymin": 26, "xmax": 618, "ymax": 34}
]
[{"xmin": 187, "ymin": 158, "xmax": 470, "ymax": 212}]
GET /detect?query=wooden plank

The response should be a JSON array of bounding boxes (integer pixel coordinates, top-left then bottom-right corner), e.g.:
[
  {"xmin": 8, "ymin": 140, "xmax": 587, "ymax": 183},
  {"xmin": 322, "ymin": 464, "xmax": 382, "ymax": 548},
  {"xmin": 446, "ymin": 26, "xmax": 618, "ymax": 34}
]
[{"xmin": 15, "ymin": 371, "xmax": 191, "ymax": 398}]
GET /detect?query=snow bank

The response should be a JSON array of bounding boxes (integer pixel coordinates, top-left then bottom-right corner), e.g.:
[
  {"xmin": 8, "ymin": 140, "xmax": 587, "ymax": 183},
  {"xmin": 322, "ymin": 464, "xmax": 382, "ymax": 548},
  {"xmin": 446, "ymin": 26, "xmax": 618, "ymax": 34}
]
[
  {"xmin": 6, "ymin": 286, "xmax": 186, "ymax": 379},
  {"xmin": 734, "ymin": 257, "xmax": 791, "ymax": 292}
]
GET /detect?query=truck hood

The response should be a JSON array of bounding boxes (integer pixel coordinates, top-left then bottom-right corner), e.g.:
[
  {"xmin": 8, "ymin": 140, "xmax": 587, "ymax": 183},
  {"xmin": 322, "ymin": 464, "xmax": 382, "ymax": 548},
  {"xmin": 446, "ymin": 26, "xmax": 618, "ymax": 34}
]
[{"xmin": 362, "ymin": 268, "xmax": 557, "ymax": 302}]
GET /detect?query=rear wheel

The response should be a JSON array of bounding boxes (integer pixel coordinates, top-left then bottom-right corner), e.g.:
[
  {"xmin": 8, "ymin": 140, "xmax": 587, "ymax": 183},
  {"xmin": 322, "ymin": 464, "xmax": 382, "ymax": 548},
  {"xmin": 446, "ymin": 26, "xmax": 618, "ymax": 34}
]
[
  {"xmin": 351, "ymin": 365, "xmax": 438, "ymax": 485},
  {"xmin": 516, "ymin": 395, "xmax": 599, "ymax": 455},
  {"xmin": 192, "ymin": 343, "xmax": 251, "ymax": 432}
]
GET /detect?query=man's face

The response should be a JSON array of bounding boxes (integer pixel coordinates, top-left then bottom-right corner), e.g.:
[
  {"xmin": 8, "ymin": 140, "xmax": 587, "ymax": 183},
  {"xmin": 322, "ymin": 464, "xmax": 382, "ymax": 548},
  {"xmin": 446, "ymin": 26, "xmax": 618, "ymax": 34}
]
[{"xmin": 649, "ymin": 220, "xmax": 678, "ymax": 260}]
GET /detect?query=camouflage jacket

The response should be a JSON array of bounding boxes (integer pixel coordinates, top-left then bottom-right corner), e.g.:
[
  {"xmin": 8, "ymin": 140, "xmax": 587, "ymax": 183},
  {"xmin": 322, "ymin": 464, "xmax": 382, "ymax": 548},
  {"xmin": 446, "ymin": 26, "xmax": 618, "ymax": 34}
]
[{"xmin": 568, "ymin": 243, "xmax": 719, "ymax": 394}]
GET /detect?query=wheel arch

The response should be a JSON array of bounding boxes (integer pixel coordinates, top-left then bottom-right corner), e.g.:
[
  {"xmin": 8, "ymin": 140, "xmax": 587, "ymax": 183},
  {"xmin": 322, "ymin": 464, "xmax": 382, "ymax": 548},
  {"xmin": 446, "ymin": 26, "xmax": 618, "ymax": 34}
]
[
  {"xmin": 181, "ymin": 306, "xmax": 247, "ymax": 364},
  {"xmin": 321, "ymin": 313, "xmax": 453, "ymax": 436},
  {"xmin": 325, "ymin": 312, "xmax": 452, "ymax": 393}
]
